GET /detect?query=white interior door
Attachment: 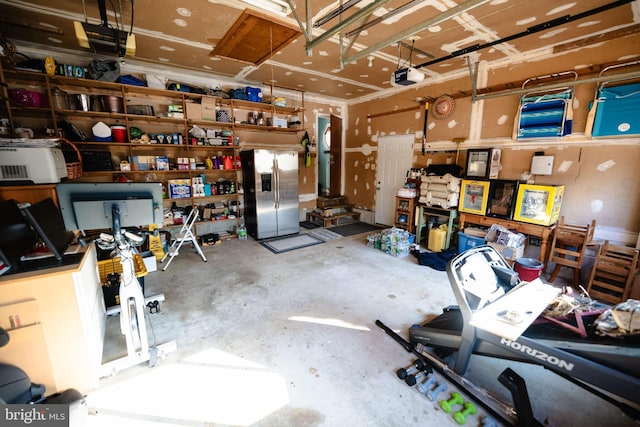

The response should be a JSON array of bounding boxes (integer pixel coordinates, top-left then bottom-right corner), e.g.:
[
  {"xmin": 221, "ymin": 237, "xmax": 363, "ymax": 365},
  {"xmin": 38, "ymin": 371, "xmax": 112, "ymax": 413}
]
[{"xmin": 375, "ymin": 135, "xmax": 414, "ymax": 226}]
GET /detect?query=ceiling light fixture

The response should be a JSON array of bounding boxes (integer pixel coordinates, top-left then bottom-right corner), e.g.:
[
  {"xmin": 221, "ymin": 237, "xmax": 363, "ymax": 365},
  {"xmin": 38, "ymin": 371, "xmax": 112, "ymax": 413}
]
[{"xmin": 239, "ymin": 0, "xmax": 291, "ymax": 16}]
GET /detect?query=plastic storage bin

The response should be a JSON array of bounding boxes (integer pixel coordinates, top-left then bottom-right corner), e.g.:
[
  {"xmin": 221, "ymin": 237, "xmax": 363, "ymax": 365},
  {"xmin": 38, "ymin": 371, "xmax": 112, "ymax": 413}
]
[
  {"xmin": 458, "ymin": 231, "xmax": 486, "ymax": 253},
  {"xmin": 246, "ymin": 87, "xmax": 262, "ymax": 102}
]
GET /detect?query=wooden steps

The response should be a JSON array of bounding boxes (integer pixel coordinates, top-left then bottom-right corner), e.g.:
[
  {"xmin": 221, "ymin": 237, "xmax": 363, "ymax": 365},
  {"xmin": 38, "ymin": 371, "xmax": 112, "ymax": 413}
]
[{"xmin": 307, "ymin": 196, "xmax": 361, "ymax": 227}]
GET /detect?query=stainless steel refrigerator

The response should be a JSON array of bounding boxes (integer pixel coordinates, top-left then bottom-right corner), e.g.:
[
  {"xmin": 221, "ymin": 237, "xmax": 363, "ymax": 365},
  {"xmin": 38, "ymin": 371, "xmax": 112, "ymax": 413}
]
[{"xmin": 240, "ymin": 149, "xmax": 299, "ymax": 239}]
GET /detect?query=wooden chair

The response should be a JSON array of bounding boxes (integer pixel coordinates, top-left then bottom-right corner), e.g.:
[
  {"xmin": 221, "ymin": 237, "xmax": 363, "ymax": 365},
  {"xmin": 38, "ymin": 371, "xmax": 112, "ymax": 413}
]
[
  {"xmin": 586, "ymin": 241, "xmax": 639, "ymax": 304},
  {"xmin": 546, "ymin": 217, "xmax": 596, "ymax": 287}
]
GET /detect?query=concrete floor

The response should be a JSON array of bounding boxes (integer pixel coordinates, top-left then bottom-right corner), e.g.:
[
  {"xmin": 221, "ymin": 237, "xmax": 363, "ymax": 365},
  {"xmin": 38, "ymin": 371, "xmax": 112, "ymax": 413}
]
[{"xmin": 84, "ymin": 229, "xmax": 637, "ymax": 427}]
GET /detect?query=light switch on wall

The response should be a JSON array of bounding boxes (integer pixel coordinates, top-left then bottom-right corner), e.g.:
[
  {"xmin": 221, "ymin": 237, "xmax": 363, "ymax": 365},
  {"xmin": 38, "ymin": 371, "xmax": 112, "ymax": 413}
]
[{"xmin": 531, "ymin": 155, "xmax": 554, "ymax": 175}]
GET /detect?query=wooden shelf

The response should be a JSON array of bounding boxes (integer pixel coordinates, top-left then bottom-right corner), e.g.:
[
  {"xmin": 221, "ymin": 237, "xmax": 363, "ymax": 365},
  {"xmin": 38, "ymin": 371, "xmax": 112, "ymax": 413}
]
[
  {"xmin": 1, "ymin": 64, "xmax": 308, "ymax": 241},
  {"xmin": 394, "ymin": 196, "xmax": 417, "ymax": 233}
]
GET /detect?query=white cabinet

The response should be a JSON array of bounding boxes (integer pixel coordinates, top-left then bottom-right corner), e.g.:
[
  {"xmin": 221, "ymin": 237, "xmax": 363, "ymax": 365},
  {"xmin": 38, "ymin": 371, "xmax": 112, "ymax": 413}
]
[{"xmin": 0, "ymin": 244, "xmax": 105, "ymax": 394}]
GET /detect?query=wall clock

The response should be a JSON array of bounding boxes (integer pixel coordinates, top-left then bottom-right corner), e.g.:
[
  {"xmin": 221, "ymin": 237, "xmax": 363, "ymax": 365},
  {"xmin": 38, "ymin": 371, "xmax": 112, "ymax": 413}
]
[{"xmin": 432, "ymin": 95, "xmax": 455, "ymax": 120}]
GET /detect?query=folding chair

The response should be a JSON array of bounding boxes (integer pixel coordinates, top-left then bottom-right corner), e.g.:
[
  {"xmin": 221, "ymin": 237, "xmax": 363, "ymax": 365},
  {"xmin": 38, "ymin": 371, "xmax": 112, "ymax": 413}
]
[
  {"xmin": 161, "ymin": 208, "xmax": 206, "ymax": 271},
  {"xmin": 546, "ymin": 216, "xmax": 595, "ymax": 287}
]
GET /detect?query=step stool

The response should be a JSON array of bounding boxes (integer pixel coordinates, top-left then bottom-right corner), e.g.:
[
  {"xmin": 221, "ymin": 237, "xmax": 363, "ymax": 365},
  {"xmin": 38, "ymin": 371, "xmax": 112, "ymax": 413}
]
[{"xmin": 160, "ymin": 208, "xmax": 207, "ymax": 271}]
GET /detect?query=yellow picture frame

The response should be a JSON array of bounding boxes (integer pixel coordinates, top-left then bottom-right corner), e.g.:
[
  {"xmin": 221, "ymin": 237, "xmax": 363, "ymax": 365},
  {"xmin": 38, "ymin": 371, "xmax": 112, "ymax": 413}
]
[
  {"xmin": 458, "ymin": 180, "xmax": 490, "ymax": 215},
  {"xmin": 513, "ymin": 184, "xmax": 564, "ymax": 226}
]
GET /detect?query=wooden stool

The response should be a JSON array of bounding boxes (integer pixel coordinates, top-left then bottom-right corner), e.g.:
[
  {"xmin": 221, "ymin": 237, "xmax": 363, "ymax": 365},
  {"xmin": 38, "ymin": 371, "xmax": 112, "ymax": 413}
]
[{"xmin": 586, "ymin": 241, "xmax": 639, "ymax": 304}]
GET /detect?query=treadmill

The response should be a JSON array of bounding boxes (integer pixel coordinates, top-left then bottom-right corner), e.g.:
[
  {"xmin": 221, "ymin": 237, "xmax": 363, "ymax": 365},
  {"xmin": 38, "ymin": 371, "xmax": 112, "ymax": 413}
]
[{"xmin": 409, "ymin": 245, "xmax": 640, "ymax": 406}]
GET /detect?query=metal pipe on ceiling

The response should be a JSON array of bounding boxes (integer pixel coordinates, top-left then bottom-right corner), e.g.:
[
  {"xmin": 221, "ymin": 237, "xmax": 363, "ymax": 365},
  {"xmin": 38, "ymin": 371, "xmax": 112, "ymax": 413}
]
[
  {"xmin": 413, "ymin": 0, "xmax": 635, "ymax": 71},
  {"xmin": 342, "ymin": 0, "xmax": 491, "ymax": 66},
  {"xmin": 314, "ymin": 0, "xmax": 362, "ymax": 28},
  {"xmin": 287, "ymin": 0, "xmax": 312, "ymax": 44},
  {"xmin": 305, "ymin": 0, "xmax": 395, "ymax": 51},
  {"xmin": 344, "ymin": 0, "xmax": 426, "ymax": 39}
]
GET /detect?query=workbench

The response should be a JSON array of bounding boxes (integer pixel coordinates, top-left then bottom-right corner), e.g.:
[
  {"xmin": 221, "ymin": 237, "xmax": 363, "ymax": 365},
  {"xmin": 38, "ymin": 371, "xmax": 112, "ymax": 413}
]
[{"xmin": 458, "ymin": 213, "xmax": 554, "ymax": 263}]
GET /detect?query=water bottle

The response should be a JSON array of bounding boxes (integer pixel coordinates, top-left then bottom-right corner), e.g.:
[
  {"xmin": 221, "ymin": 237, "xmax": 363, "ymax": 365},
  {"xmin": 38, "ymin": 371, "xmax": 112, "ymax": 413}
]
[{"xmin": 238, "ymin": 217, "xmax": 247, "ymax": 240}]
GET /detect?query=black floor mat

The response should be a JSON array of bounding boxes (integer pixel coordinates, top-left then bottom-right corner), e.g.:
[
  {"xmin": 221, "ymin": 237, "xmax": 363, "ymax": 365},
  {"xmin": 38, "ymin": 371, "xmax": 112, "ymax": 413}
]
[
  {"xmin": 299, "ymin": 221, "xmax": 321, "ymax": 229},
  {"xmin": 329, "ymin": 222, "xmax": 385, "ymax": 237}
]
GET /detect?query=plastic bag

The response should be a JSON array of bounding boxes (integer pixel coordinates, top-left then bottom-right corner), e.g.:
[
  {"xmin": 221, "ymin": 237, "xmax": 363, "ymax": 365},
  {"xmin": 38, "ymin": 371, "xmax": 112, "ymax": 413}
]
[{"xmin": 87, "ymin": 59, "xmax": 120, "ymax": 82}]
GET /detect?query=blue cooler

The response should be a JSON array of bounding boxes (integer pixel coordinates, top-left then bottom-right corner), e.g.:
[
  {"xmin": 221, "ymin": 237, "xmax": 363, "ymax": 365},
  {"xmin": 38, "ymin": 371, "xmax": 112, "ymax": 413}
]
[{"xmin": 592, "ymin": 82, "xmax": 640, "ymax": 137}]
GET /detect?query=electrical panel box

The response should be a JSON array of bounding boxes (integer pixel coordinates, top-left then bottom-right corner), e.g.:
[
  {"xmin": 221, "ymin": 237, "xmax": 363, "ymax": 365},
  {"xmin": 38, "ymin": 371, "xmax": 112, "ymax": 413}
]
[{"xmin": 531, "ymin": 155, "xmax": 554, "ymax": 175}]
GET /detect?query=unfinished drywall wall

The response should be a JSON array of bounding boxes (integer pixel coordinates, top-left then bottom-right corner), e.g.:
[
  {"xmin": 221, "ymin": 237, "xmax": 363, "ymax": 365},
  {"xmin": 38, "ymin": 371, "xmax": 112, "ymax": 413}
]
[
  {"xmin": 298, "ymin": 99, "xmax": 344, "ymax": 219},
  {"xmin": 345, "ymin": 36, "xmax": 640, "ymax": 242}
]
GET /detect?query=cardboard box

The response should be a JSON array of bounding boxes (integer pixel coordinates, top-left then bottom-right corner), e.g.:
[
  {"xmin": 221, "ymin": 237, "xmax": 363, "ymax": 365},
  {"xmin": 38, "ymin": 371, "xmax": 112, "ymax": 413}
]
[
  {"xmin": 201, "ymin": 96, "xmax": 217, "ymax": 121},
  {"xmin": 273, "ymin": 117, "xmax": 287, "ymax": 128},
  {"xmin": 487, "ymin": 241, "xmax": 525, "ymax": 261},
  {"xmin": 133, "ymin": 155, "xmax": 153, "ymax": 171},
  {"xmin": 186, "ymin": 102, "xmax": 202, "ymax": 120},
  {"xmin": 156, "ymin": 155, "xmax": 169, "ymax": 171}
]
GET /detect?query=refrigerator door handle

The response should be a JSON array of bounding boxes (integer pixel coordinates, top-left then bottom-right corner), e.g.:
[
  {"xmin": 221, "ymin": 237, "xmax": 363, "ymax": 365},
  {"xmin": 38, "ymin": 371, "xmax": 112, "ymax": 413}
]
[{"xmin": 273, "ymin": 158, "xmax": 279, "ymax": 209}]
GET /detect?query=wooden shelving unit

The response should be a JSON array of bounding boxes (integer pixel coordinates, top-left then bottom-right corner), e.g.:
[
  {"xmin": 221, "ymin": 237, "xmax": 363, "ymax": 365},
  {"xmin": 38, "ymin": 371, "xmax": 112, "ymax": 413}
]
[
  {"xmin": 394, "ymin": 196, "xmax": 417, "ymax": 233},
  {"xmin": 0, "ymin": 65, "xmax": 305, "ymax": 239}
]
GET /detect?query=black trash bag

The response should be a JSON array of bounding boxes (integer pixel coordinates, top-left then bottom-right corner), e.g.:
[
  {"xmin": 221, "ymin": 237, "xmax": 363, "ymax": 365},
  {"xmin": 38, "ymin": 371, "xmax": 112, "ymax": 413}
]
[
  {"xmin": 424, "ymin": 164, "xmax": 463, "ymax": 177},
  {"xmin": 86, "ymin": 59, "xmax": 120, "ymax": 82},
  {"xmin": 412, "ymin": 247, "xmax": 458, "ymax": 271}
]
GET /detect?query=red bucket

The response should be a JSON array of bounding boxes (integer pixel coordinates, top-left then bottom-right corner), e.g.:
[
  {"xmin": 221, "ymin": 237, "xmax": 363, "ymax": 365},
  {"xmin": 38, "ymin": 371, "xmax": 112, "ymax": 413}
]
[{"xmin": 514, "ymin": 258, "xmax": 544, "ymax": 282}]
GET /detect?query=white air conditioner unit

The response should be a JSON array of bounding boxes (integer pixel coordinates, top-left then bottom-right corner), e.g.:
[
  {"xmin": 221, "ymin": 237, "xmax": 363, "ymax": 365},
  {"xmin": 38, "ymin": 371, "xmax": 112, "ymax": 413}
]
[
  {"xmin": 0, "ymin": 147, "xmax": 67, "ymax": 184},
  {"xmin": 391, "ymin": 67, "xmax": 425, "ymax": 86}
]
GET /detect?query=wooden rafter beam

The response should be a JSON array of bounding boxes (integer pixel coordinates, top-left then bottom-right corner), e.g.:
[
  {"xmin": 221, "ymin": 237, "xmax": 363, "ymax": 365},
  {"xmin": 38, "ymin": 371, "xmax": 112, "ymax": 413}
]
[{"xmin": 367, "ymin": 105, "xmax": 419, "ymax": 119}]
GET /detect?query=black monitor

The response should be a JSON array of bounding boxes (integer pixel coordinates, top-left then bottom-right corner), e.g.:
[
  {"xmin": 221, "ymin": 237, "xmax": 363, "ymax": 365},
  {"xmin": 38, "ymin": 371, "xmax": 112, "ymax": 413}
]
[
  {"xmin": 56, "ymin": 182, "xmax": 164, "ymax": 232},
  {"xmin": 0, "ymin": 199, "xmax": 37, "ymax": 268},
  {"xmin": 22, "ymin": 198, "xmax": 76, "ymax": 261}
]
